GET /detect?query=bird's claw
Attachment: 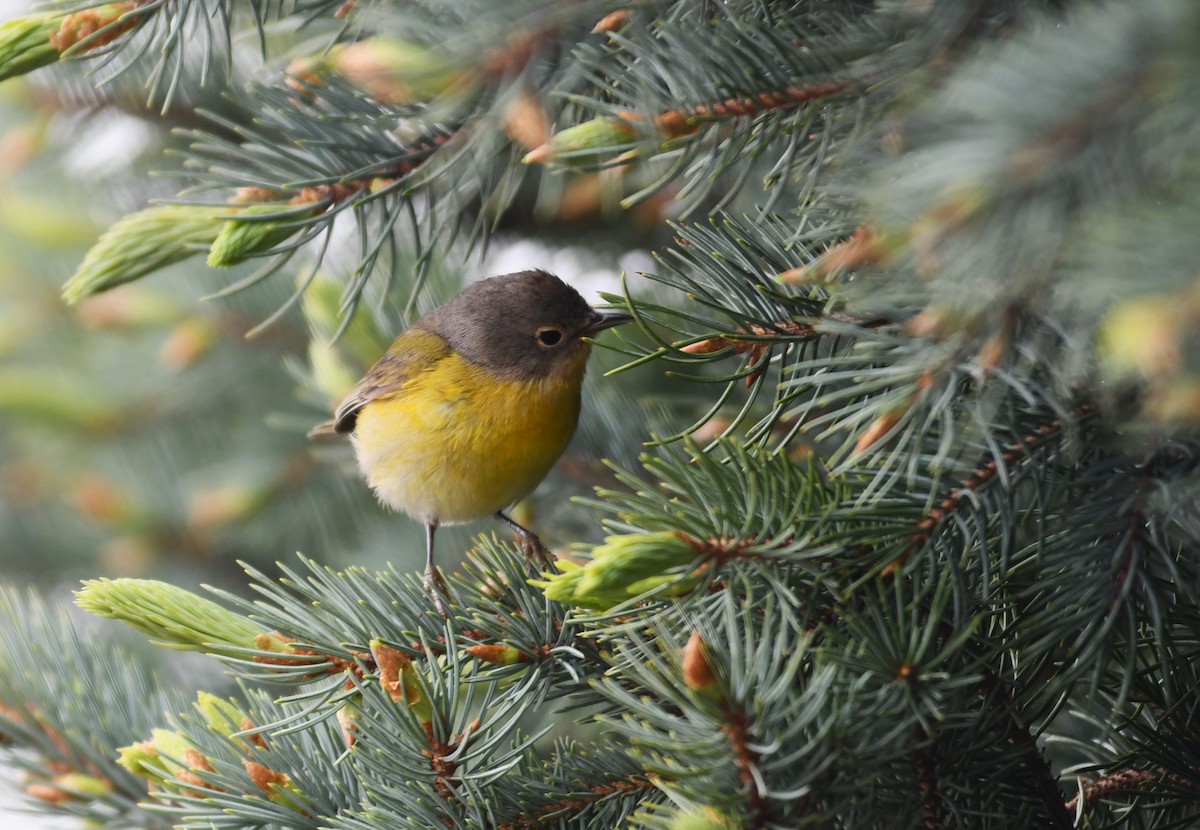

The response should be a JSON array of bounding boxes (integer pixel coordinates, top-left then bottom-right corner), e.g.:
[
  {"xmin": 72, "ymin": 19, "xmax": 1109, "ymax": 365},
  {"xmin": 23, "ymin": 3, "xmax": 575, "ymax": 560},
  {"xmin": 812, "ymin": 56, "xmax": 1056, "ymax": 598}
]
[
  {"xmin": 519, "ymin": 532, "xmax": 555, "ymax": 569},
  {"xmin": 424, "ymin": 564, "xmax": 451, "ymax": 617}
]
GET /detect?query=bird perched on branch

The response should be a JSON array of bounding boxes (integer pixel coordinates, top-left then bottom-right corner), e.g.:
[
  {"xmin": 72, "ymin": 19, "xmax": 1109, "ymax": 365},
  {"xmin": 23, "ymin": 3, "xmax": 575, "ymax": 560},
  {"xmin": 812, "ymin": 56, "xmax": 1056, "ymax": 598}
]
[{"xmin": 311, "ymin": 269, "xmax": 632, "ymax": 612}]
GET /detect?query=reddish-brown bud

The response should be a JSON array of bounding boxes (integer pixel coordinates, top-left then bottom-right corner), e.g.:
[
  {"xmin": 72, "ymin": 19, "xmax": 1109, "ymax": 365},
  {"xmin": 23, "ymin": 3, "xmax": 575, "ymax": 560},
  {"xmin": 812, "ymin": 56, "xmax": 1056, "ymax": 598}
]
[
  {"xmin": 465, "ymin": 644, "xmax": 530, "ymax": 665},
  {"xmin": 682, "ymin": 631, "xmax": 718, "ymax": 693},
  {"xmin": 51, "ymin": 3, "xmax": 139, "ymax": 54},
  {"xmin": 855, "ymin": 407, "xmax": 907, "ymax": 454},
  {"xmin": 592, "ymin": 10, "xmax": 631, "ymax": 34},
  {"xmin": 679, "ymin": 337, "xmax": 730, "ymax": 355},
  {"xmin": 371, "ymin": 639, "xmax": 414, "ymax": 703},
  {"xmin": 244, "ymin": 761, "xmax": 290, "ymax": 793}
]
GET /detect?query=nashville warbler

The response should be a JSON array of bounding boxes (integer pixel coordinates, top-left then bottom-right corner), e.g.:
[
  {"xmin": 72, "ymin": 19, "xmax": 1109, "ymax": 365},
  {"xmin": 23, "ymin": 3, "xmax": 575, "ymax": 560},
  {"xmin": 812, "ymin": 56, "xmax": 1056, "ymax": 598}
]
[{"xmin": 312, "ymin": 269, "xmax": 631, "ymax": 611}]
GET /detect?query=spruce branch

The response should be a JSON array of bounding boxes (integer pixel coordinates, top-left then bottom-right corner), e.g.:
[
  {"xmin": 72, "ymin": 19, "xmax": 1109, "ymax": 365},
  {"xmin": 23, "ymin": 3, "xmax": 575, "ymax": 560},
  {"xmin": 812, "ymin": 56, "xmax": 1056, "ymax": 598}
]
[
  {"xmin": 0, "ymin": 3, "xmax": 154, "ymax": 84},
  {"xmin": 184, "ymin": 548, "xmax": 612, "ymax": 720},
  {"xmin": 495, "ymin": 770, "xmax": 656, "ymax": 830},
  {"xmin": 541, "ymin": 439, "xmax": 841, "ymax": 610},
  {"xmin": 642, "ymin": 79, "xmax": 856, "ymax": 129},
  {"xmin": 496, "ymin": 742, "xmax": 661, "ymax": 829},
  {"xmin": 453, "ymin": 537, "xmax": 608, "ymax": 688},
  {"xmin": 0, "ymin": 2, "xmax": 306, "ymax": 111},
  {"xmin": 1002, "ymin": 442, "xmax": 1200, "ymax": 710},
  {"xmin": 60, "ymin": 3, "xmax": 604, "ymax": 316},
  {"xmin": 0, "ymin": 14, "xmax": 64, "ymax": 82},
  {"xmin": 75, "ymin": 577, "xmax": 293, "ymax": 656},
  {"xmin": 605, "ymin": 210, "xmax": 850, "ymax": 448},
  {"xmin": 121, "ymin": 686, "xmax": 369, "ymax": 830},
  {"xmin": 1075, "ymin": 638, "xmax": 1200, "ymax": 823},
  {"xmin": 863, "ymin": 0, "xmax": 1200, "ymax": 404},
  {"xmin": 50, "ymin": 2, "xmax": 147, "ymax": 57},
  {"xmin": 337, "ymin": 651, "xmax": 559, "ymax": 825},
  {"xmin": 560, "ymin": 3, "xmax": 880, "ymax": 210},
  {"xmin": 0, "ymin": 587, "xmax": 187, "ymax": 828},
  {"xmin": 976, "ymin": 670, "xmax": 1075, "ymax": 829},
  {"xmin": 524, "ymin": 79, "xmax": 856, "ymax": 174},
  {"xmin": 879, "ymin": 402, "xmax": 1098, "ymax": 576},
  {"xmin": 916, "ymin": 736, "xmax": 940, "ymax": 830},
  {"xmin": 1065, "ymin": 767, "xmax": 1161, "ymax": 816},
  {"xmin": 61, "ymin": 111, "xmax": 464, "ymax": 308},
  {"xmin": 595, "ymin": 580, "xmax": 833, "ymax": 825}
]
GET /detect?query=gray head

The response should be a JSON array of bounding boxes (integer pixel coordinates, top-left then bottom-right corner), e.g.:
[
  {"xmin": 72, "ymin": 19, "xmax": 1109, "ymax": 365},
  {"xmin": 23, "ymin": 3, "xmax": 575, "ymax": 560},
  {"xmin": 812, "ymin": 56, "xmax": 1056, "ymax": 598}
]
[{"xmin": 417, "ymin": 270, "xmax": 631, "ymax": 381}]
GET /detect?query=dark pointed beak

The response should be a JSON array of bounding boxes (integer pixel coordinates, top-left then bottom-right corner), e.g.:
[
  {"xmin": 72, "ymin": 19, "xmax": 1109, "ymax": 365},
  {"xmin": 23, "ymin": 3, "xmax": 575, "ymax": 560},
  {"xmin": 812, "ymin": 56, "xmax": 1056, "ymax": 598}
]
[{"xmin": 581, "ymin": 310, "xmax": 634, "ymax": 336}]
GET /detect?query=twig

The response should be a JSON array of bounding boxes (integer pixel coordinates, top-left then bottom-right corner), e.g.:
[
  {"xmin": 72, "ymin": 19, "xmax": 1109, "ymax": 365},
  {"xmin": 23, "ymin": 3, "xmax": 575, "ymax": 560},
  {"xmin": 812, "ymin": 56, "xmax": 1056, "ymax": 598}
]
[
  {"xmin": 977, "ymin": 672, "xmax": 1074, "ymax": 829},
  {"xmin": 1065, "ymin": 768, "xmax": 1160, "ymax": 814},
  {"xmin": 723, "ymin": 706, "xmax": 769, "ymax": 824},
  {"xmin": 916, "ymin": 735, "xmax": 940, "ymax": 829},
  {"xmin": 497, "ymin": 774, "xmax": 656, "ymax": 830},
  {"xmin": 885, "ymin": 403, "xmax": 1096, "ymax": 575},
  {"xmin": 624, "ymin": 79, "xmax": 855, "ymax": 138}
]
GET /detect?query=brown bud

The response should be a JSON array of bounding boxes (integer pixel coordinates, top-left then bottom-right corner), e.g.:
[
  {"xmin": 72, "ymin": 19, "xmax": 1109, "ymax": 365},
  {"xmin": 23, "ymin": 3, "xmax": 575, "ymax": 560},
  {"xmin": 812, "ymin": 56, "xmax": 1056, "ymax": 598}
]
[
  {"xmin": 976, "ymin": 331, "xmax": 1007, "ymax": 374},
  {"xmin": 230, "ymin": 187, "xmax": 284, "ymax": 205},
  {"xmin": 240, "ymin": 717, "xmax": 268, "ymax": 749},
  {"xmin": 175, "ymin": 768, "xmax": 211, "ymax": 793},
  {"xmin": 592, "ymin": 10, "xmax": 631, "ymax": 33},
  {"xmin": 654, "ymin": 110, "xmax": 698, "ymax": 139},
  {"xmin": 679, "ymin": 337, "xmax": 730, "ymax": 355},
  {"xmin": 244, "ymin": 761, "xmax": 290, "ymax": 793},
  {"xmin": 0, "ymin": 702, "xmax": 22, "ymax": 743},
  {"xmin": 69, "ymin": 475, "xmax": 126, "ymax": 522},
  {"xmin": 521, "ymin": 142, "xmax": 553, "ymax": 165},
  {"xmin": 503, "ymin": 87, "xmax": 551, "ymax": 151},
  {"xmin": 26, "ymin": 783, "xmax": 68, "ymax": 804},
  {"xmin": 854, "ymin": 409, "xmax": 905, "ymax": 455},
  {"xmin": 51, "ymin": 3, "xmax": 140, "ymax": 54},
  {"xmin": 160, "ymin": 319, "xmax": 216, "ymax": 370},
  {"xmin": 880, "ymin": 545, "xmax": 916, "ymax": 578},
  {"xmin": 775, "ymin": 264, "xmax": 817, "ymax": 285},
  {"xmin": 904, "ymin": 308, "xmax": 946, "ymax": 338},
  {"xmin": 337, "ymin": 707, "xmax": 359, "ymax": 748},
  {"xmin": 371, "ymin": 640, "xmax": 414, "ymax": 703},
  {"xmin": 182, "ymin": 748, "xmax": 215, "ymax": 773},
  {"xmin": 814, "ymin": 226, "xmax": 890, "ymax": 279},
  {"xmin": 690, "ymin": 416, "xmax": 734, "ymax": 446},
  {"xmin": 682, "ymin": 631, "xmax": 718, "ymax": 693},
  {"xmin": 465, "ymin": 644, "xmax": 530, "ymax": 665}
]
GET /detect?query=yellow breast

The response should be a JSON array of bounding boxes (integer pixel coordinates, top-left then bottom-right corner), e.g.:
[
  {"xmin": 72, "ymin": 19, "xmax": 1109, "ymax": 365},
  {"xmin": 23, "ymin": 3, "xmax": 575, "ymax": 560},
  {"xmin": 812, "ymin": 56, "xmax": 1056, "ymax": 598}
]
[{"xmin": 351, "ymin": 348, "xmax": 586, "ymax": 524}]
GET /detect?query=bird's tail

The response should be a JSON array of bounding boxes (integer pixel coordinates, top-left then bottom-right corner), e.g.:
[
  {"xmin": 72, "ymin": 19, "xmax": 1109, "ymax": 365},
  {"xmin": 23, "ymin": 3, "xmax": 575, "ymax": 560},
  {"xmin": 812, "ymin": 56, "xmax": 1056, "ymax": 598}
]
[{"xmin": 307, "ymin": 420, "xmax": 338, "ymax": 439}]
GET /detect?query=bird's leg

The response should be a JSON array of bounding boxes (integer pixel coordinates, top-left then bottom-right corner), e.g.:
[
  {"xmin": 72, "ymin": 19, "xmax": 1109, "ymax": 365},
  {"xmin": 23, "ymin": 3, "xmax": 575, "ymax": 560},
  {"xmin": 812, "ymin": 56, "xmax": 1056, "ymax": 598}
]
[
  {"xmin": 424, "ymin": 521, "xmax": 450, "ymax": 617},
  {"xmin": 495, "ymin": 511, "xmax": 554, "ymax": 567}
]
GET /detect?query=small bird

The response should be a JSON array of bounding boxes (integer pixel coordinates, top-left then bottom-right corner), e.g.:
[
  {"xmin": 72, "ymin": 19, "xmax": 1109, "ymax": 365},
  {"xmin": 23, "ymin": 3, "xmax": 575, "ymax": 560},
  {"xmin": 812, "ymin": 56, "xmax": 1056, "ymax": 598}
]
[{"xmin": 313, "ymin": 269, "xmax": 631, "ymax": 611}]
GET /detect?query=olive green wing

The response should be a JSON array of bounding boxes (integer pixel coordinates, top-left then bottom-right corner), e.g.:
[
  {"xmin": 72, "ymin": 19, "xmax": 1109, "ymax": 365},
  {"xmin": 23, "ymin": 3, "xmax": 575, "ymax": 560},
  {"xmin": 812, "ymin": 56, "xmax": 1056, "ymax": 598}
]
[{"xmin": 312, "ymin": 328, "xmax": 451, "ymax": 436}]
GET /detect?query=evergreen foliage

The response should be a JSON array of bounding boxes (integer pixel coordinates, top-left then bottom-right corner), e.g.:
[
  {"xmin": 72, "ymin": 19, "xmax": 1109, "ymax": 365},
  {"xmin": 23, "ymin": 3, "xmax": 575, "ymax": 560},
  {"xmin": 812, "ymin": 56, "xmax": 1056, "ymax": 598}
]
[{"xmin": 2, "ymin": 0, "xmax": 1200, "ymax": 828}]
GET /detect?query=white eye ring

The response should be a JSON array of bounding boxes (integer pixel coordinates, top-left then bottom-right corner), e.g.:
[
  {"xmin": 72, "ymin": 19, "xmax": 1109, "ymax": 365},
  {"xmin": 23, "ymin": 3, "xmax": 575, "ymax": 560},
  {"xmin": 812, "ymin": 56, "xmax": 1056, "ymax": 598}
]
[{"xmin": 536, "ymin": 327, "xmax": 564, "ymax": 347}]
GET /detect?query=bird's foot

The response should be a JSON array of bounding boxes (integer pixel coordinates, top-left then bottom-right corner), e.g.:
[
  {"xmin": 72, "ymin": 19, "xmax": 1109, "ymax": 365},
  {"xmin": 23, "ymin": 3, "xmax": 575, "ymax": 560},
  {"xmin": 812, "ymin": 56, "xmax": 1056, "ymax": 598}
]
[
  {"xmin": 495, "ymin": 511, "xmax": 555, "ymax": 569},
  {"xmin": 518, "ymin": 531, "xmax": 555, "ymax": 569},
  {"xmin": 424, "ymin": 563, "xmax": 451, "ymax": 618}
]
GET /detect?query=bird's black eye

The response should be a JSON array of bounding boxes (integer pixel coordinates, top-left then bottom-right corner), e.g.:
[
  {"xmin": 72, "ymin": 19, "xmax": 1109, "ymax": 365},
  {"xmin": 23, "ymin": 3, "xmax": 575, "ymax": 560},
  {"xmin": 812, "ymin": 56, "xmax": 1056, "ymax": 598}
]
[{"xmin": 536, "ymin": 327, "xmax": 564, "ymax": 347}]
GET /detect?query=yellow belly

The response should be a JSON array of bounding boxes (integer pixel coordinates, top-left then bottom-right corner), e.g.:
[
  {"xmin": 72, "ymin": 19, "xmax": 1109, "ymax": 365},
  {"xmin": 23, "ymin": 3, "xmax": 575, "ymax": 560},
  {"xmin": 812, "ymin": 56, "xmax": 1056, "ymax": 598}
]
[{"xmin": 350, "ymin": 352, "xmax": 584, "ymax": 524}]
